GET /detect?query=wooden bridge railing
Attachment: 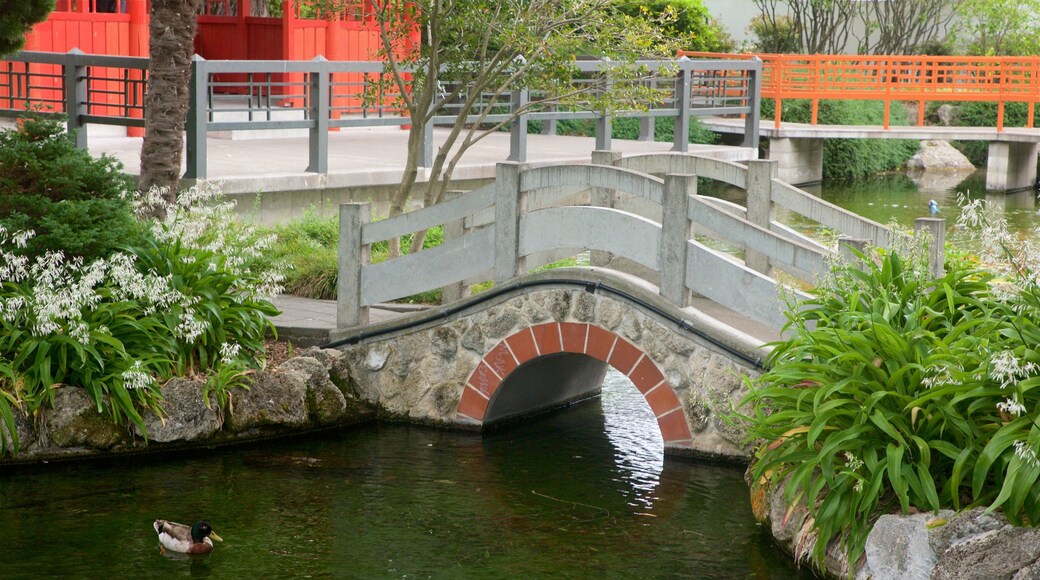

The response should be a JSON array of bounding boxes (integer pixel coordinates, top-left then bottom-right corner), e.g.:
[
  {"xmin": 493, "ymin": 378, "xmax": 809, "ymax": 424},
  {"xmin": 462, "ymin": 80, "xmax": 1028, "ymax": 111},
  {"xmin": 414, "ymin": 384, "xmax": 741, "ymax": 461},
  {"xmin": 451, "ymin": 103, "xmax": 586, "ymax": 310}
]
[
  {"xmin": 336, "ymin": 152, "xmax": 930, "ymax": 333},
  {"xmin": 680, "ymin": 51, "xmax": 1040, "ymax": 131}
]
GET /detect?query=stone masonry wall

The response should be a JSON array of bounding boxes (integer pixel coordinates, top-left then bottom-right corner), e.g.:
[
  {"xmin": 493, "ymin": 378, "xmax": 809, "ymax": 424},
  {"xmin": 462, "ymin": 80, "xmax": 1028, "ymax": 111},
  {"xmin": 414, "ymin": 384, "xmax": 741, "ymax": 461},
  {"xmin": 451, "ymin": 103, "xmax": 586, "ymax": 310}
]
[{"xmin": 339, "ymin": 287, "xmax": 760, "ymax": 460}]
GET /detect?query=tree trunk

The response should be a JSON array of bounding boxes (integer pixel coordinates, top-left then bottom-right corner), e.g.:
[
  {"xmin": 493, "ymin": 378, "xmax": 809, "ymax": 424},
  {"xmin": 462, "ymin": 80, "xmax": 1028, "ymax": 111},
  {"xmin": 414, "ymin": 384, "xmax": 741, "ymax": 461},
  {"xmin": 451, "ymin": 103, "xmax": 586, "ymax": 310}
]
[{"xmin": 139, "ymin": 0, "xmax": 200, "ymax": 210}]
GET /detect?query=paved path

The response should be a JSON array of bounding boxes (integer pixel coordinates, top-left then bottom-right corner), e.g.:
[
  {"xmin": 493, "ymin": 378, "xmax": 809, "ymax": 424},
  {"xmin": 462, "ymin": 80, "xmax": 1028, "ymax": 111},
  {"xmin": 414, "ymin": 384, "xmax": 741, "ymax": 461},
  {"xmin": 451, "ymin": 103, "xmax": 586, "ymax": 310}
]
[{"xmin": 85, "ymin": 126, "xmax": 756, "ymax": 196}]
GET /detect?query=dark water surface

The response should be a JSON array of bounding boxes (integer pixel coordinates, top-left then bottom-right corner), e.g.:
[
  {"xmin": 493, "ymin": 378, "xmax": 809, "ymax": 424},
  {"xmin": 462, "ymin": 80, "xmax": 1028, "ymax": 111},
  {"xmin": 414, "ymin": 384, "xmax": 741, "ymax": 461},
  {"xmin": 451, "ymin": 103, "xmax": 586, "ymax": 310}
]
[{"xmin": 0, "ymin": 371, "xmax": 810, "ymax": 579}]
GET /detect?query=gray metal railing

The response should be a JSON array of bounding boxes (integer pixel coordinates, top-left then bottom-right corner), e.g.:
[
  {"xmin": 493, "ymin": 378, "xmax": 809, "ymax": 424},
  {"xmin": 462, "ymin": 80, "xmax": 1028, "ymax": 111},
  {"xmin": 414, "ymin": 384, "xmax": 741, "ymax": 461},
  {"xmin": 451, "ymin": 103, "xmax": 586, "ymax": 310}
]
[{"xmin": 1, "ymin": 50, "xmax": 762, "ymax": 179}]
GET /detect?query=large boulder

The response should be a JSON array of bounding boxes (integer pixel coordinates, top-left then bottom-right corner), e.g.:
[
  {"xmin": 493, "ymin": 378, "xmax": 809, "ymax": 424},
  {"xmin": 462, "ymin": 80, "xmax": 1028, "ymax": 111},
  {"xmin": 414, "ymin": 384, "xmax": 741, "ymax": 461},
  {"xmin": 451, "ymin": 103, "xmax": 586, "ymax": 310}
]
[
  {"xmin": 906, "ymin": 140, "xmax": 975, "ymax": 171},
  {"xmin": 136, "ymin": 378, "xmax": 222, "ymax": 443},
  {"xmin": 227, "ymin": 369, "xmax": 309, "ymax": 431},
  {"xmin": 44, "ymin": 387, "xmax": 122, "ymax": 450},
  {"xmin": 279, "ymin": 356, "xmax": 347, "ymax": 426}
]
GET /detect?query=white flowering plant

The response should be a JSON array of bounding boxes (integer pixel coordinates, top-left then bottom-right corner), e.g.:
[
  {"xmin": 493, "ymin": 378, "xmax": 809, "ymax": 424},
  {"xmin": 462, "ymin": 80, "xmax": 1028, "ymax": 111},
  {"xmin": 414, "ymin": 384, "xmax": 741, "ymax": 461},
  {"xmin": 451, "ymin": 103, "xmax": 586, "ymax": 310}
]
[
  {"xmin": 0, "ymin": 183, "xmax": 282, "ymax": 453},
  {"xmin": 733, "ymin": 198, "xmax": 1040, "ymax": 570}
]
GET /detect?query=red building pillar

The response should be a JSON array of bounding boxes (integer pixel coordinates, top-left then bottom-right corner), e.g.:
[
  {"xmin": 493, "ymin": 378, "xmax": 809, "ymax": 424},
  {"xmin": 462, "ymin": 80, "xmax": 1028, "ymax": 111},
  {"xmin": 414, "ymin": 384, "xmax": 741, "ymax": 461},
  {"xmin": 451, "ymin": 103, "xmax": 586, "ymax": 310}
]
[{"xmin": 127, "ymin": 0, "xmax": 148, "ymax": 136}]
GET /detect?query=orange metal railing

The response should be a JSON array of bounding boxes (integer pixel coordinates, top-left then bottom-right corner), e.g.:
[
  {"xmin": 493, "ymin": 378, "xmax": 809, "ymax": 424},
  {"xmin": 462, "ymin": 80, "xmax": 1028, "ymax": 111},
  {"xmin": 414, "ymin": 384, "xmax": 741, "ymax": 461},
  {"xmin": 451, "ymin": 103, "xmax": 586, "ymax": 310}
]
[{"xmin": 679, "ymin": 52, "xmax": 1040, "ymax": 131}]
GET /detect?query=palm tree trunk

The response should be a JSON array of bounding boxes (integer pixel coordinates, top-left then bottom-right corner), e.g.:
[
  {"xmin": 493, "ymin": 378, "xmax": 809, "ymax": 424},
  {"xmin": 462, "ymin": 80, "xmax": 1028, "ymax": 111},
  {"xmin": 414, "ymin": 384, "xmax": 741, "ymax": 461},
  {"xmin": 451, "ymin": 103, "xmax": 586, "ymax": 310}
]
[{"xmin": 139, "ymin": 0, "xmax": 200, "ymax": 211}]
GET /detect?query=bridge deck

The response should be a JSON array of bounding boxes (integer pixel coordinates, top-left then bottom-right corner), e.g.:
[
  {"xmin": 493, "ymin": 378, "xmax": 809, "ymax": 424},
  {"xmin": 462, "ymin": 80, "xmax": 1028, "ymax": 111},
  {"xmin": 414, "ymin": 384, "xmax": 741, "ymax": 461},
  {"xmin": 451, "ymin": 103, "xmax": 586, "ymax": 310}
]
[
  {"xmin": 701, "ymin": 117, "xmax": 1040, "ymax": 142},
  {"xmin": 270, "ymin": 292, "xmax": 784, "ymax": 348}
]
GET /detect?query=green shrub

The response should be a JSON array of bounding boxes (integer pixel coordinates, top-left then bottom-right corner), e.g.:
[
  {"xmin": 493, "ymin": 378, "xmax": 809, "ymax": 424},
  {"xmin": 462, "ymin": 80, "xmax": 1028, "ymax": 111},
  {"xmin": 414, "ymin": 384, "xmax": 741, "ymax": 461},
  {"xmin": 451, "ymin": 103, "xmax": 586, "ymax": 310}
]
[
  {"xmin": 735, "ymin": 203, "xmax": 1040, "ymax": 568},
  {"xmin": 746, "ymin": 14, "xmax": 799, "ymax": 54},
  {"xmin": 0, "ymin": 184, "xmax": 283, "ymax": 452},
  {"xmin": 0, "ymin": 116, "xmax": 146, "ymax": 261},
  {"xmin": 616, "ymin": 0, "xmax": 736, "ymax": 52},
  {"xmin": 541, "ymin": 116, "xmax": 718, "ymax": 145},
  {"xmin": 760, "ymin": 99, "xmax": 919, "ymax": 179},
  {"xmin": 267, "ymin": 211, "xmax": 446, "ymax": 302}
]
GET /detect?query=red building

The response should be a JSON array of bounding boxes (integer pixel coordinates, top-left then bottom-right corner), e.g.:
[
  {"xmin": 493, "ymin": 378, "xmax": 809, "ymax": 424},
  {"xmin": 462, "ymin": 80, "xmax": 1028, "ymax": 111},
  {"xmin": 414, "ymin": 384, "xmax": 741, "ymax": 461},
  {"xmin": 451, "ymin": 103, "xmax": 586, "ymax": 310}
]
[
  {"xmin": 12, "ymin": 1, "xmax": 414, "ymax": 136},
  {"xmin": 25, "ymin": 1, "xmax": 393, "ymax": 63}
]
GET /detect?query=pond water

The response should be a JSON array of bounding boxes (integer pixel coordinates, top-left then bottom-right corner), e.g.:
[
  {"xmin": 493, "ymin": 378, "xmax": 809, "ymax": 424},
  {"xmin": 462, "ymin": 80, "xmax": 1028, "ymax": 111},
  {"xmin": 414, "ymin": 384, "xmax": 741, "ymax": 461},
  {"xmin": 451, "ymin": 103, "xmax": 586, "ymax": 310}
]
[
  {"xmin": 705, "ymin": 169, "xmax": 1040, "ymax": 246},
  {"xmin": 0, "ymin": 371, "xmax": 811, "ymax": 578}
]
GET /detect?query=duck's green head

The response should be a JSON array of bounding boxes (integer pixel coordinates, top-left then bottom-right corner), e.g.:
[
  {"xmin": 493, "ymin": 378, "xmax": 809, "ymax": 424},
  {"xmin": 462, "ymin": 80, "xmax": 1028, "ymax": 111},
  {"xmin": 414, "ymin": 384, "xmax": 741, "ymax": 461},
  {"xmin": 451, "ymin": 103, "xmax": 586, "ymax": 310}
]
[{"xmin": 191, "ymin": 521, "xmax": 224, "ymax": 543}]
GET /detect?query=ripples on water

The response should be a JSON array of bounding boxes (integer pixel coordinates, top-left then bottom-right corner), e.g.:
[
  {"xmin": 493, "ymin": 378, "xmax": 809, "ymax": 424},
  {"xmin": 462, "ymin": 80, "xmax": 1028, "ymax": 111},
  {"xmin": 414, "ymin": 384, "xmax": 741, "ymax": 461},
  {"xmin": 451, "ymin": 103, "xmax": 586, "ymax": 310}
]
[{"xmin": 0, "ymin": 371, "xmax": 811, "ymax": 579}]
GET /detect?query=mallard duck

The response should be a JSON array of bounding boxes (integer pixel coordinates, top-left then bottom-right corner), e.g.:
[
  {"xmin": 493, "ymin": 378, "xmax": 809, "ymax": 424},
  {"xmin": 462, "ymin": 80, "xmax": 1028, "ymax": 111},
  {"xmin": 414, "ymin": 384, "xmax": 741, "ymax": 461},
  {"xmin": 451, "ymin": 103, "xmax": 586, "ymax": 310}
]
[{"xmin": 152, "ymin": 519, "xmax": 223, "ymax": 555}]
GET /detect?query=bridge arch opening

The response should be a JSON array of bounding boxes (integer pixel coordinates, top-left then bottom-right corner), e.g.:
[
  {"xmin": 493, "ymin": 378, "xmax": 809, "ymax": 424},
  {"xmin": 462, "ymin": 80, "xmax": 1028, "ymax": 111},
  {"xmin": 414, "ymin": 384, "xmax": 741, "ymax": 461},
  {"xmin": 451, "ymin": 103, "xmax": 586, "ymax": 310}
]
[{"xmin": 457, "ymin": 322, "xmax": 694, "ymax": 452}]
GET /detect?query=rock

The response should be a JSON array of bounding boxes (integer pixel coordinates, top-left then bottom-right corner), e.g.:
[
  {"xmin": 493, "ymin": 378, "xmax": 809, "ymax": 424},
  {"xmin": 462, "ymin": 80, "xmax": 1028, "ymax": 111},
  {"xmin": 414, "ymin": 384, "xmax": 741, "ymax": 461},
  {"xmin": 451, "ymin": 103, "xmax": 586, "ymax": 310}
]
[
  {"xmin": 137, "ymin": 378, "xmax": 222, "ymax": 443},
  {"xmin": 45, "ymin": 387, "xmax": 122, "ymax": 449},
  {"xmin": 279, "ymin": 356, "xmax": 347, "ymax": 425},
  {"xmin": 228, "ymin": 369, "xmax": 309, "ymax": 431},
  {"xmin": 460, "ymin": 325, "xmax": 486, "ymax": 352},
  {"xmin": 905, "ymin": 140, "xmax": 975, "ymax": 171},
  {"xmin": 0, "ymin": 406, "xmax": 35, "ymax": 453},
  {"xmin": 298, "ymin": 346, "xmax": 332, "ymax": 369},
  {"xmin": 856, "ymin": 511, "xmax": 952, "ymax": 579},
  {"xmin": 931, "ymin": 511, "xmax": 1040, "ymax": 580},
  {"xmin": 936, "ymin": 104, "xmax": 958, "ymax": 126},
  {"xmin": 322, "ymin": 348, "xmax": 354, "ymax": 398}
]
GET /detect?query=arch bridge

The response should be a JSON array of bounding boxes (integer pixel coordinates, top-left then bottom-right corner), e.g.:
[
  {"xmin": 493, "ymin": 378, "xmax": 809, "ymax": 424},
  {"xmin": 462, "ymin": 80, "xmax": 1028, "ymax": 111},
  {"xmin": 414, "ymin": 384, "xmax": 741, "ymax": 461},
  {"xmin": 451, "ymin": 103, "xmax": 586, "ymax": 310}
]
[{"xmin": 326, "ymin": 152, "xmax": 914, "ymax": 460}]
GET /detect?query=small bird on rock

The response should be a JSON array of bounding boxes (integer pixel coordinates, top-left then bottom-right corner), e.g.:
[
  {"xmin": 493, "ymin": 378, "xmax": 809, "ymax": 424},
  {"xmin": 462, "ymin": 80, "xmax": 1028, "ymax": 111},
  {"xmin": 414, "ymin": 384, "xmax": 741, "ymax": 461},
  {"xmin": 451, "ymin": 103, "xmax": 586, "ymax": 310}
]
[
  {"xmin": 153, "ymin": 519, "xmax": 223, "ymax": 555},
  {"xmin": 929, "ymin": 199, "xmax": 940, "ymax": 214}
]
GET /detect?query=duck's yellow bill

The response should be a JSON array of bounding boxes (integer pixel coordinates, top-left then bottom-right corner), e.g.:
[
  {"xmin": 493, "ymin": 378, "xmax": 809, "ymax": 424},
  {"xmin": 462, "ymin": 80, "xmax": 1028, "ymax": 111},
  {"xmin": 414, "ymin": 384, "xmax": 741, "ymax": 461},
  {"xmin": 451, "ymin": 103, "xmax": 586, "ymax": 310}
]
[{"xmin": 210, "ymin": 532, "xmax": 224, "ymax": 542}]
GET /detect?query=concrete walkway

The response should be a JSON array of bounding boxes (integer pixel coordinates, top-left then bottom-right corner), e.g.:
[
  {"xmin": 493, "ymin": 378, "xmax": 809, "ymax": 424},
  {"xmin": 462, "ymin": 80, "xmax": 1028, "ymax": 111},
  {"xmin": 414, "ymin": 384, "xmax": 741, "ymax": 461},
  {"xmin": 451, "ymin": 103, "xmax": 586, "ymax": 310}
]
[{"xmin": 85, "ymin": 125, "xmax": 756, "ymax": 196}]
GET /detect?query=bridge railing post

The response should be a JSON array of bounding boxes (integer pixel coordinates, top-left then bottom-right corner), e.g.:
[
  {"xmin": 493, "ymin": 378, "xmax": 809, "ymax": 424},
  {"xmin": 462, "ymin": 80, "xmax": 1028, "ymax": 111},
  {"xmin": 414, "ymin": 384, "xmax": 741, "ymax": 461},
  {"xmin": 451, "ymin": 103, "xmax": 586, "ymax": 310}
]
[
  {"xmin": 337, "ymin": 202, "xmax": 371, "ymax": 328},
  {"xmin": 660, "ymin": 174, "xmax": 695, "ymax": 306},
  {"xmin": 494, "ymin": 162, "xmax": 525, "ymax": 283},
  {"xmin": 589, "ymin": 150, "xmax": 622, "ymax": 268},
  {"xmin": 745, "ymin": 159, "xmax": 777, "ymax": 275},
  {"xmin": 744, "ymin": 57, "xmax": 762, "ymax": 151},
  {"xmin": 672, "ymin": 65, "xmax": 691, "ymax": 153},
  {"xmin": 914, "ymin": 217, "xmax": 946, "ymax": 279},
  {"xmin": 307, "ymin": 56, "xmax": 330, "ymax": 174},
  {"xmin": 441, "ymin": 190, "xmax": 471, "ymax": 303},
  {"xmin": 838, "ymin": 237, "xmax": 870, "ymax": 267},
  {"xmin": 185, "ymin": 55, "xmax": 208, "ymax": 180},
  {"xmin": 64, "ymin": 49, "xmax": 88, "ymax": 149},
  {"xmin": 508, "ymin": 88, "xmax": 529, "ymax": 162},
  {"xmin": 595, "ymin": 74, "xmax": 613, "ymax": 151}
]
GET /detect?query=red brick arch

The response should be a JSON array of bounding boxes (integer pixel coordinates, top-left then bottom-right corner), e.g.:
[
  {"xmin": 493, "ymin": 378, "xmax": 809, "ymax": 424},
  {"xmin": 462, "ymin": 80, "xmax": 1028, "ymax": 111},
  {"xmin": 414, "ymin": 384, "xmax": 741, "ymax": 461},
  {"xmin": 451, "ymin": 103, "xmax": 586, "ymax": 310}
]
[{"xmin": 457, "ymin": 322, "xmax": 694, "ymax": 449}]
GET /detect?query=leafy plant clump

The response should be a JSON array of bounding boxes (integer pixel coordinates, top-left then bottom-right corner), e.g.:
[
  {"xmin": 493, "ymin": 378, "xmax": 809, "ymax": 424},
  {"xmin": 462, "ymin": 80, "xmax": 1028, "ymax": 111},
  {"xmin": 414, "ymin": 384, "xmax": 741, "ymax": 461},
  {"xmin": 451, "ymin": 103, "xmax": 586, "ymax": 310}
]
[
  {"xmin": 760, "ymin": 99, "xmax": 919, "ymax": 179},
  {"xmin": 736, "ymin": 199, "xmax": 1040, "ymax": 570},
  {"xmin": 0, "ymin": 184, "xmax": 284, "ymax": 454},
  {"xmin": 0, "ymin": 116, "xmax": 147, "ymax": 261},
  {"xmin": 266, "ymin": 211, "xmax": 445, "ymax": 302},
  {"xmin": 540, "ymin": 116, "xmax": 718, "ymax": 146}
]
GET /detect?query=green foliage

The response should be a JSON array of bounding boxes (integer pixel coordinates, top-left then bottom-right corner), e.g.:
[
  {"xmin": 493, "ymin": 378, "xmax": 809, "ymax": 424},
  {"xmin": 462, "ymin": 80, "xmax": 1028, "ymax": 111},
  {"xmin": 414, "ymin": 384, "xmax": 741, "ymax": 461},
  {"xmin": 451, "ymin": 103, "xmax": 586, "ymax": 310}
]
[
  {"xmin": 541, "ymin": 116, "xmax": 718, "ymax": 145},
  {"xmin": 0, "ymin": 0, "xmax": 54, "ymax": 55},
  {"xmin": 735, "ymin": 222, "xmax": 1040, "ymax": 568},
  {"xmin": 946, "ymin": 102, "xmax": 1032, "ymax": 166},
  {"xmin": 760, "ymin": 99, "xmax": 918, "ymax": 179},
  {"xmin": 956, "ymin": 0, "xmax": 1040, "ymax": 56},
  {"xmin": 746, "ymin": 14, "xmax": 799, "ymax": 53},
  {"xmin": 616, "ymin": 0, "xmax": 736, "ymax": 52},
  {"xmin": 266, "ymin": 211, "xmax": 445, "ymax": 303},
  {"xmin": 0, "ymin": 116, "xmax": 146, "ymax": 261}
]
